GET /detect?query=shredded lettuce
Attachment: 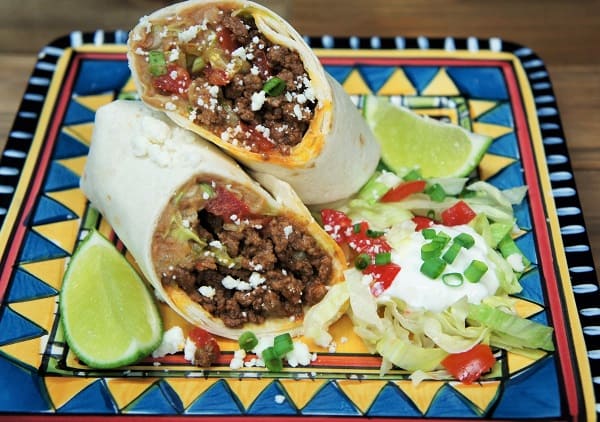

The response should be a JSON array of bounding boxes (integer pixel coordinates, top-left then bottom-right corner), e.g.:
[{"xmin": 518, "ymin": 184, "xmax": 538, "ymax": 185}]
[
  {"xmin": 344, "ymin": 199, "xmax": 413, "ymax": 230},
  {"xmin": 302, "ymin": 282, "xmax": 349, "ymax": 347}
]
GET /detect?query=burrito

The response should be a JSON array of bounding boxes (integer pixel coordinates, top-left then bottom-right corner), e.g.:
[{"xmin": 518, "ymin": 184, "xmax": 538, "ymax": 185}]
[
  {"xmin": 127, "ymin": 0, "xmax": 380, "ymax": 204},
  {"xmin": 80, "ymin": 100, "xmax": 346, "ymax": 339}
]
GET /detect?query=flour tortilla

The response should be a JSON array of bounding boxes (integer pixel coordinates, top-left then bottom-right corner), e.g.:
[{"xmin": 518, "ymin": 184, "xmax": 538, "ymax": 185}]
[
  {"xmin": 127, "ymin": 0, "xmax": 380, "ymax": 204},
  {"xmin": 80, "ymin": 100, "xmax": 346, "ymax": 339}
]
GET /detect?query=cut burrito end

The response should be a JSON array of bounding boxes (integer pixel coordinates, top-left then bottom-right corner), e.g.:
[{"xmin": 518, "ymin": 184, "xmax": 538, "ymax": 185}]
[
  {"xmin": 81, "ymin": 100, "xmax": 347, "ymax": 339},
  {"xmin": 127, "ymin": 0, "xmax": 330, "ymax": 165}
]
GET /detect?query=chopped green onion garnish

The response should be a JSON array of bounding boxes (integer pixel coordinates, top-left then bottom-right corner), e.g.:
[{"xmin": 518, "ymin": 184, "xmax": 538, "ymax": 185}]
[
  {"xmin": 464, "ymin": 260, "xmax": 488, "ymax": 283},
  {"xmin": 191, "ymin": 56, "xmax": 206, "ymax": 74},
  {"xmin": 273, "ymin": 333, "xmax": 294, "ymax": 357},
  {"xmin": 353, "ymin": 223, "xmax": 362, "ymax": 234},
  {"xmin": 421, "ymin": 242, "xmax": 441, "ymax": 260},
  {"xmin": 366, "ymin": 229, "xmax": 385, "ymax": 238},
  {"xmin": 375, "ymin": 252, "xmax": 392, "ymax": 265},
  {"xmin": 199, "ymin": 183, "xmax": 216, "ymax": 199},
  {"xmin": 354, "ymin": 253, "xmax": 371, "ymax": 270},
  {"xmin": 238, "ymin": 331, "xmax": 258, "ymax": 351},
  {"xmin": 420, "ymin": 257, "xmax": 446, "ymax": 279},
  {"xmin": 262, "ymin": 346, "xmax": 283, "ymax": 371},
  {"xmin": 442, "ymin": 242, "xmax": 462, "ymax": 264},
  {"xmin": 454, "ymin": 233, "xmax": 475, "ymax": 249},
  {"xmin": 427, "ymin": 210, "xmax": 436, "ymax": 220},
  {"xmin": 432, "ymin": 231, "xmax": 451, "ymax": 249},
  {"xmin": 422, "ymin": 228, "xmax": 437, "ymax": 240},
  {"xmin": 263, "ymin": 77, "xmax": 286, "ymax": 96},
  {"xmin": 442, "ymin": 273, "xmax": 464, "ymax": 287},
  {"xmin": 426, "ymin": 183, "xmax": 446, "ymax": 202},
  {"xmin": 357, "ymin": 171, "xmax": 389, "ymax": 204},
  {"xmin": 403, "ymin": 168, "xmax": 423, "ymax": 181},
  {"xmin": 148, "ymin": 50, "xmax": 167, "ymax": 76}
]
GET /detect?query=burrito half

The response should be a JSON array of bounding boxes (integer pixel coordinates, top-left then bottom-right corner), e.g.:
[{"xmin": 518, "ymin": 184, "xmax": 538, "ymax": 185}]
[
  {"xmin": 80, "ymin": 100, "xmax": 346, "ymax": 338},
  {"xmin": 127, "ymin": 0, "xmax": 380, "ymax": 204}
]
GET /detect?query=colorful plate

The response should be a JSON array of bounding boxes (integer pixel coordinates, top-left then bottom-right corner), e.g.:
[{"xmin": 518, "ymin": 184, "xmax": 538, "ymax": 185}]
[{"xmin": 0, "ymin": 32, "xmax": 598, "ymax": 420}]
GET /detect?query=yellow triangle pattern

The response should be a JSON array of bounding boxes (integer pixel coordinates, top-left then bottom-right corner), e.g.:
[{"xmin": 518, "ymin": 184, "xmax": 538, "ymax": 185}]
[
  {"xmin": 394, "ymin": 380, "xmax": 444, "ymax": 414},
  {"xmin": 279, "ymin": 378, "xmax": 327, "ymax": 409},
  {"xmin": 0, "ymin": 337, "xmax": 45, "ymax": 369},
  {"xmin": 9, "ymin": 296, "xmax": 57, "ymax": 333},
  {"xmin": 32, "ymin": 219, "xmax": 81, "ymax": 255},
  {"xmin": 20, "ymin": 258, "xmax": 68, "ymax": 291},
  {"xmin": 469, "ymin": 100, "xmax": 498, "ymax": 119},
  {"xmin": 507, "ymin": 352, "xmax": 540, "ymax": 374},
  {"xmin": 106, "ymin": 378, "xmax": 159, "ymax": 410},
  {"xmin": 165, "ymin": 377, "xmax": 219, "ymax": 409},
  {"xmin": 225, "ymin": 378, "xmax": 273, "ymax": 409},
  {"xmin": 422, "ymin": 68, "xmax": 460, "ymax": 96},
  {"xmin": 450, "ymin": 381, "xmax": 501, "ymax": 413},
  {"xmin": 378, "ymin": 69, "xmax": 417, "ymax": 95},
  {"xmin": 73, "ymin": 93, "xmax": 115, "ymax": 112},
  {"xmin": 47, "ymin": 188, "xmax": 89, "ymax": 219},
  {"xmin": 472, "ymin": 122, "xmax": 513, "ymax": 140},
  {"xmin": 478, "ymin": 154, "xmax": 515, "ymax": 181},
  {"xmin": 58, "ymin": 156, "xmax": 88, "ymax": 177},
  {"xmin": 513, "ymin": 298, "xmax": 544, "ymax": 319},
  {"xmin": 342, "ymin": 69, "xmax": 372, "ymax": 95},
  {"xmin": 45, "ymin": 377, "xmax": 98, "ymax": 409},
  {"xmin": 62, "ymin": 123, "xmax": 95, "ymax": 146},
  {"xmin": 337, "ymin": 379, "xmax": 387, "ymax": 413}
]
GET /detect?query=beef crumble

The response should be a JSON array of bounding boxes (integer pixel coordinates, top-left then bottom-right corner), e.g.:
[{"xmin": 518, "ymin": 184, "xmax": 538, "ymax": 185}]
[
  {"xmin": 153, "ymin": 180, "xmax": 332, "ymax": 328},
  {"xmin": 134, "ymin": 7, "xmax": 317, "ymax": 155}
]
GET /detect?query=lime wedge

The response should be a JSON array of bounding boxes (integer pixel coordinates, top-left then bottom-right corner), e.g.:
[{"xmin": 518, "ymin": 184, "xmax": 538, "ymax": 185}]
[
  {"xmin": 363, "ymin": 96, "xmax": 492, "ymax": 178},
  {"xmin": 59, "ymin": 230, "xmax": 162, "ymax": 368}
]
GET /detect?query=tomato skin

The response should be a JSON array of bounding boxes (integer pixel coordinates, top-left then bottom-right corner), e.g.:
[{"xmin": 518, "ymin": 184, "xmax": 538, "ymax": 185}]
[
  {"xmin": 321, "ymin": 209, "xmax": 353, "ymax": 243},
  {"xmin": 205, "ymin": 186, "xmax": 250, "ymax": 219},
  {"xmin": 216, "ymin": 27, "xmax": 238, "ymax": 53},
  {"xmin": 241, "ymin": 123, "xmax": 275, "ymax": 153},
  {"xmin": 441, "ymin": 343, "xmax": 496, "ymax": 384},
  {"xmin": 204, "ymin": 66, "xmax": 230, "ymax": 86},
  {"xmin": 441, "ymin": 200, "xmax": 477, "ymax": 226},
  {"xmin": 364, "ymin": 263, "xmax": 401, "ymax": 296},
  {"xmin": 188, "ymin": 327, "xmax": 221, "ymax": 368},
  {"xmin": 252, "ymin": 50, "xmax": 271, "ymax": 78},
  {"xmin": 412, "ymin": 215, "xmax": 434, "ymax": 231},
  {"xmin": 152, "ymin": 64, "xmax": 191, "ymax": 97},
  {"xmin": 381, "ymin": 180, "xmax": 427, "ymax": 203}
]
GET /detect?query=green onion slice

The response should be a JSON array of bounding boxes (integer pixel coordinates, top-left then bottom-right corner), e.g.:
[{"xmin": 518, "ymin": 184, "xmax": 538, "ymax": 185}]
[
  {"xmin": 353, "ymin": 223, "xmax": 362, "ymax": 234},
  {"xmin": 263, "ymin": 77, "xmax": 286, "ymax": 96},
  {"xmin": 442, "ymin": 272, "xmax": 464, "ymax": 287},
  {"xmin": 191, "ymin": 56, "xmax": 206, "ymax": 74},
  {"xmin": 366, "ymin": 229, "xmax": 385, "ymax": 238},
  {"xmin": 375, "ymin": 252, "xmax": 392, "ymax": 265},
  {"xmin": 149, "ymin": 50, "xmax": 167, "ymax": 76},
  {"xmin": 454, "ymin": 233, "xmax": 475, "ymax": 249},
  {"xmin": 464, "ymin": 260, "xmax": 488, "ymax": 283},
  {"xmin": 426, "ymin": 183, "xmax": 446, "ymax": 202},
  {"xmin": 442, "ymin": 242, "xmax": 462, "ymax": 264},
  {"xmin": 273, "ymin": 333, "xmax": 294, "ymax": 357},
  {"xmin": 354, "ymin": 253, "xmax": 371, "ymax": 270},
  {"xmin": 421, "ymin": 242, "xmax": 441, "ymax": 260},
  {"xmin": 262, "ymin": 346, "xmax": 283, "ymax": 371},
  {"xmin": 421, "ymin": 228, "xmax": 437, "ymax": 240},
  {"xmin": 403, "ymin": 168, "xmax": 423, "ymax": 181},
  {"xmin": 420, "ymin": 258, "xmax": 446, "ymax": 279},
  {"xmin": 238, "ymin": 331, "xmax": 258, "ymax": 351}
]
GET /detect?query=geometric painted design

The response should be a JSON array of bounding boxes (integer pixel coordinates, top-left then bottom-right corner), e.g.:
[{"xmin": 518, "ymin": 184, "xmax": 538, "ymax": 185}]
[{"xmin": 0, "ymin": 36, "xmax": 593, "ymax": 419}]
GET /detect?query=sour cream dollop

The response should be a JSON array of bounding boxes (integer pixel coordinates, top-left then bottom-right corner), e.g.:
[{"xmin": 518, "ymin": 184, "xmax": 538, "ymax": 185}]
[{"xmin": 382, "ymin": 224, "xmax": 499, "ymax": 313}]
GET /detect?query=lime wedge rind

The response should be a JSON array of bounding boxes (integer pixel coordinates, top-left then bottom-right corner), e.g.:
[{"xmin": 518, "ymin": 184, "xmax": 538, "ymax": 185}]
[
  {"xmin": 59, "ymin": 230, "xmax": 163, "ymax": 369},
  {"xmin": 363, "ymin": 95, "xmax": 492, "ymax": 178}
]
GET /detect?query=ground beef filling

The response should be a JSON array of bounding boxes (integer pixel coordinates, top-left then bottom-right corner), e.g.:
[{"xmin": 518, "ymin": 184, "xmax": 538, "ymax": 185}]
[
  {"xmin": 158, "ymin": 210, "xmax": 332, "ymax": 328},
  {"xmin": 139, "ymin": 7, "xmax": 317, "ymax": 155}
]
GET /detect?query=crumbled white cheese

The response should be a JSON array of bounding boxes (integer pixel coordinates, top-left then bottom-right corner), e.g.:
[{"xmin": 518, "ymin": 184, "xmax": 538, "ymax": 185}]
[
  {"xmin": 198, "ymin": 285, "xmax": 216, "ymax": 298},
  {"xmin": 164, "ymin": 101, "xmax": 177, "ymax": 111},
  {"xmin": 250, "ymin": 65, "xmax": 260, "ymax": 76},
  {"xmin": 292, "ymin": 104, "xmax": 303, "ymax": 120},
  {"xmin": 251, "ymin": 90, "xmax": 266, "ymax": 111},
  {"xmin": 285, "ymin": 341, "xmax": 314, "ymax": 367},
  {"xmin": 249, "ymin": 272, "xmax": 266, "ymax": 287},
  {"xmin": 209, "ymin": 240, "xmax": 222, "ymax": 249},
  {"xmin": 283, "ymin": 225, "xmax": 293, "ymax": 239},
  {"xmin": 152, "ymin": 326, "xmax": 185, "ymax": 358},
  {"xmin": 229, "ymin": 349, "xmax": 247, "ymax": 369},
  {"xmin": 178, "ymin": 25, "xmax": 202, "ymax": 43},
  {"xmin": 221, "ymin": 275, "xmax": 252, "ymax": 291},
  {"xmin": 168, "ymin": 48, "xmax": 180, "ymax": 62},
  {"xmin": 183, "ymin": 337, "xmax": 197, "ymax": 363},
  {"xmin": 231, "ymin": 46, "xmax": 247, "ymax": 59}
]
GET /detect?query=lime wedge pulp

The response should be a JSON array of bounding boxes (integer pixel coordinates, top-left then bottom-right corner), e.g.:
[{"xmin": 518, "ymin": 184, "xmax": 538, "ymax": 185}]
[
  {"xmin": 363, "ymin": 96, "xmax": 492, "ymax": 178},
  {"xmin": 59, "ymin": 230, "xmax": 163, "ymax": 369}
]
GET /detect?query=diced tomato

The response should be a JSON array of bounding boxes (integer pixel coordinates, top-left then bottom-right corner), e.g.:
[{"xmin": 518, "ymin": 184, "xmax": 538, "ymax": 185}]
[
  {"xmin": 412, "ymin": 215, "xmax": 434, "ymax": 231},
  {"xmin": 204, "ymin": 66, "xmax": 230, "ymax": 86},
  {"xmin": 188, "ymin": 327, "xmax": 221, "ymax": 368},
  {"xmin": 380, "ymin": 180, "xmax": 427, "ymax": 203},
  {"xmin": 441, "ymin": 200, "xmax": 477, "ymax": 226},
  {"xmin": 252, "ymin": 50, "xmax": 271, "ymax": 77},
  {"xmin": 152, "ymin": 64, "xmax": 190, "ymax": 97},
  {"xmin": 245, "ymin": 124, "xmax": 275, "ymax": 153},
  {"xmin": 205, "ymin": 186, "xmax": 251, "ymax": 219},
  {"xmin": 216, "ymin": 27, "xmax": 238, "ymax": 53},
  {"xmin": 321, "ymin": 209, "xmax": 353, "ymax": 243},
  {"xmin": 363, "ymin": 263, "xmax": 401, "ymax": 296},
  {"xmin": 346, "ymin": 222, "xmax": 392, "ymax": 257},
  {"xmin": 441, "ymin": 343, "xmax": 496, "ymax": 384}
]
